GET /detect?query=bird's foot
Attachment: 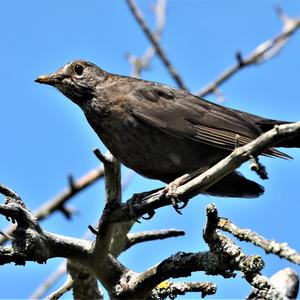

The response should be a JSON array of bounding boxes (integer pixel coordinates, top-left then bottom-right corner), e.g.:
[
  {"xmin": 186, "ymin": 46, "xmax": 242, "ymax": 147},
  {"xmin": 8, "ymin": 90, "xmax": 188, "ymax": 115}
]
[{"xmin": 161, "ymin": 176, "xmax": 190, "ymax": 214}]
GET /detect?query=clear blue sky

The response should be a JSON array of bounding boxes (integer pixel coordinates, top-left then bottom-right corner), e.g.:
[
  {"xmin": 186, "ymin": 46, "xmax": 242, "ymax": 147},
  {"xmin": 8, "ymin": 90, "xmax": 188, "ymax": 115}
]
[{"xmin": 0, "ymin": 1, "xmax": 300, "ymax": 299}]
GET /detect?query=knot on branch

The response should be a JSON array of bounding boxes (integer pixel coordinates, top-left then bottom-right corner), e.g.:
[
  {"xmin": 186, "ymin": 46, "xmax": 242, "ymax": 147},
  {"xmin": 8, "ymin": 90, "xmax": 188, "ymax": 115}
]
[
  {"xmin": 239, "ymin": 255, "xmax": 265, "ymax": 275},
  {"xmin": 115, "ymin": 270, "xmax": 139, "ymax": 298},
  {"xmin": 13, "ymin": 228, "xmax": 50, "ymax": 264}
]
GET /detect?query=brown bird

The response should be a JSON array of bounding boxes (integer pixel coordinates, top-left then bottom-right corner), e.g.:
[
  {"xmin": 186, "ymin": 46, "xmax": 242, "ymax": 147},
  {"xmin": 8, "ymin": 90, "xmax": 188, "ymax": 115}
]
[{"xmin": 35, "ymin": 60, "xmax": 299, "ymax": 199}]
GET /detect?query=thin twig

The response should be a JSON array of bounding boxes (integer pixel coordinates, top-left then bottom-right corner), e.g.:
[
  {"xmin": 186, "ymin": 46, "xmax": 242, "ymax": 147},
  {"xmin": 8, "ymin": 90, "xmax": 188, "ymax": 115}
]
[
  {"xmin": 127, "ymin": 0, "xmax": 167, "ymax": 78},
  {"xmin": 35, "ymin": 167, "xmax": 104, "ymax": 220},
  {"xmin": 126, "ymin": 0, "xmax": 188, "ymax": 90},
  {"xmin": 46, "ymin": 276, "xmax": 73, "ymax": 300},
  {"xmin": 126, "ymin": 229, "xmax": 184, "ymax": 250},
  {"xmin": 197, "ymin": 9, "xmax": 300, "ymax": 97},
  {"xmin": 30, "ymin": 262, "xmax": 67, "ymax": 299}
]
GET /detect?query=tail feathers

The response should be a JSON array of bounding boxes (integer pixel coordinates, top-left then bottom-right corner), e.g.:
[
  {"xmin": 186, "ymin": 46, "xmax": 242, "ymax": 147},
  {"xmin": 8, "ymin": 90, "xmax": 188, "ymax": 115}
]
[
  {"xmin": 205, "ymin": 171, "xmax": 264, "ymax": 198},
  {"xmin": 274, "ymin": 134, "xmax": 300, "ymax": 148}
]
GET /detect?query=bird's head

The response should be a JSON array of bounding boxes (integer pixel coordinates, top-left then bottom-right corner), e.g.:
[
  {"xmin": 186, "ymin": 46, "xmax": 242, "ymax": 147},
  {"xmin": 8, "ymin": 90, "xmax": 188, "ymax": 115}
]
[{"xmin": 35, "ymin": 60, "xmax": 107, "ymax": 104}]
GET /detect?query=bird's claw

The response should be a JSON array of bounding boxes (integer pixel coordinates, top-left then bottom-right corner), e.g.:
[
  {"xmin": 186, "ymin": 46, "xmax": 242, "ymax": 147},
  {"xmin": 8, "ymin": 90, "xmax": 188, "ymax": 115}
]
[
  {"xmin": 176, "ymin": 199, "xmax": 189, "ymax": 210},
  {"xmin": 161, "ymin": 181, "xmax": 189, "ymax": 214},
  {"xmin": 171, "ymin": 198, "xmax": 189, "ymax": 214},
  {"xmin": 172, "ymin": 201, "xmax": 183, "ymax": 215},
  {"xmin": 141, "ymin": 211, "xmax": 155, "ymax": 220}
]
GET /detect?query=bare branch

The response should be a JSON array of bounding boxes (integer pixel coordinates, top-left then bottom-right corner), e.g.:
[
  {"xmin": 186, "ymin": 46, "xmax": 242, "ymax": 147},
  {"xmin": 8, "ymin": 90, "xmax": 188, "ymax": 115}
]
[
  {"xmin": 197, "ymin": 9, "xmax": 300, "ymax": 97},
  {"xmin": 0, "ymin": 230, "xmax": 12, "ymax": 240},
  {"xmin": 93, "ymin": 150, "xmax": 121, "ymax": 207},
  {"xmin": 46, "ymin": 276, "xmax": 73, "ymax": 300},
  {"xmin": 0, "ymin": 195, "xmax": 92, "ymax": 266},
  {"xmin": 249, "ymin": 156, "xmax": 268, "ymax": 180},
  {"xmin": 0, "ymin": 191, "xmax": 126, "ymax": 295},
  {"xmin": 218, "ymin": 216, "xmax": 300, "ymax": 265},
  {"xmin": 126, "ymin": 229, "xmax": 185, "ymax": 249},
  {"xmin": 127, "ymin": 0, "xmax": 167, "ymax": 78},
  {"xmin": 116, "ymin": 203, "xmax": 273, "ymax": 298},
  {"xmin": 67, "ymin": 260, "xmax": 103, "ymax": 300},
  {"xmin": 0, "ymin": 184, "xmax": 22, "ymax": 201},
  {"xmin": 88, "ymin": 151, "xmax": 134, "ymax": 293},
  {"xmin": 116, "ymin": 251, "xmax": 221, "ymax": 298},
  {"xmin": 93, "ymin": 150, "xmax": 125, "ymax": 253},
  {"xmin": 0, "ymin": 181, "xmax": 293, "ymax": 299},
  {"xmin": 126, "ymin": 0, "xmax": 188, "ymax": 90},
  {"xmin": 204, "ymin": 204, "xmax": 283, "ymax": 299},
  {"xmin": 0, "ymin": 228, "xmax": 91, "ymax": 266},
  {"xmin": 36, "ymin": 166, "xmax": 104, "ymax": 219}
]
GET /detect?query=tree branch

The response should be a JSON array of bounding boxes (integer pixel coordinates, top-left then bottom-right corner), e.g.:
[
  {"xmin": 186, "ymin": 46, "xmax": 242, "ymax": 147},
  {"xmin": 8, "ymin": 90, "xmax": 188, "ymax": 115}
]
[
  {"xmin": 197, "ymin": 9, "xmax": 300, "ymax": 98},
  {"xmin": 247, "ymin": 268, "xmax": 299, "ymax": 299},
  {"xmin": 114, "ymin": 203, "xmax": 276, "ymax": 298},
  {"xmin": 67, "ymin": 260, "xmax": 103, "ymax": 300},
  {"xmin": 93, "ymin": 149, "xmax": 134, "ymax": 255},
  {"xmin": 46, "ymin": 276, "xmax": 73, "ymax": 300},
  {"xmin": 218, "ymin": 215, "xmax": 300, "ymax": 265},
  {"xmin": 126, "ymin": 229, "xmax": 185, "ymax": 250},
  {"xmin": 126, "ymin": 0, "xmax": 187, "ymax": 90},
  {"xmin": 0, "ymin": 189, "xmax": 92, "ymax": 266},
  {"xmin": 204, "ymin": 204, "xmax": 283, "ymax": 298},
  {"xmin": 127, "ymin": 0, "xmax": 167, "ymax": 78},
  {"xmin": 30, "ymin": 262, "xmax": 67, "ymax": 299}
]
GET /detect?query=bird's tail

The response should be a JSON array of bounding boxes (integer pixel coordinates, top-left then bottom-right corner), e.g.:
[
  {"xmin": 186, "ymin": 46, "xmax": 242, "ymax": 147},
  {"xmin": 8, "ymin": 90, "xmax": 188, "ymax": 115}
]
[{"xmin": 204, "ymin": 171, "xmax": 264, "ymax": 198}]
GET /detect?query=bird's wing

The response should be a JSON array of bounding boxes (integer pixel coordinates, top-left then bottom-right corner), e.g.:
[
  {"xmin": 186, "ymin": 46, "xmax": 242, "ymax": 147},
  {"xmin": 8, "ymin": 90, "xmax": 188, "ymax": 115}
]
[{"xmin": 130, "ymin": 81, "xmax": 289, "ymax": 159}]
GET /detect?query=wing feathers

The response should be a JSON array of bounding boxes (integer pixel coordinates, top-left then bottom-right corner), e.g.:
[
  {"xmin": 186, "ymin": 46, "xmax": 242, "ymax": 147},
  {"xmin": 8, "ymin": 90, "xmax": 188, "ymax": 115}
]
[
  {"xmin": 131, "ymin": 83, "xmax": 290, "ymax": 159},
  {"xmin": 194, "ymin": 125, "xmax": 290, "ymax": 159}
]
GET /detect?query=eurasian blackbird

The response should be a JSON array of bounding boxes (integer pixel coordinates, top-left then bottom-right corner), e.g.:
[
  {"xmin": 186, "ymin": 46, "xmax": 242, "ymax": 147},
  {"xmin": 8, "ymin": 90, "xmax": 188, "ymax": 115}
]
[{"xmin": 35, "ymin": 60, "xmax": 299, "ymax": 198}]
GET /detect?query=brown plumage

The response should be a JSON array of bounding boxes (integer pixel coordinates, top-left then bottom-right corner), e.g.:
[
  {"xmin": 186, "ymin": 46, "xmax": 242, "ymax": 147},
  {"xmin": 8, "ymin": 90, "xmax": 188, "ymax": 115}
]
[{"xmin": 35, "ymin": 60, "xmax": 299, "ymax": 198}]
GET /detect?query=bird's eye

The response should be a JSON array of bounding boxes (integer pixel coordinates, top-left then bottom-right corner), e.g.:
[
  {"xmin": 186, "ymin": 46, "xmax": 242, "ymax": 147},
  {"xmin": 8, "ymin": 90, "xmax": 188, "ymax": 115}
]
[{"xmin": 73, "ymin": 64, "xmax": 84, "ymax": 76}]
